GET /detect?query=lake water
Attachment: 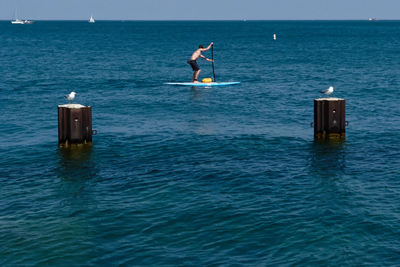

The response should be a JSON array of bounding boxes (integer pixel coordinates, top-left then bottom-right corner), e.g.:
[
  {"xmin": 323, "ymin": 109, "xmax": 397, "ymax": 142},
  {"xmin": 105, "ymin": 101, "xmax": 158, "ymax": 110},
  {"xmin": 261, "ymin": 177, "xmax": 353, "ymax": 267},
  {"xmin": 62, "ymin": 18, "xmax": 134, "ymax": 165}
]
[{"xmin": 0, "ymin": 21, "xmax": 399, "ymax": 265}]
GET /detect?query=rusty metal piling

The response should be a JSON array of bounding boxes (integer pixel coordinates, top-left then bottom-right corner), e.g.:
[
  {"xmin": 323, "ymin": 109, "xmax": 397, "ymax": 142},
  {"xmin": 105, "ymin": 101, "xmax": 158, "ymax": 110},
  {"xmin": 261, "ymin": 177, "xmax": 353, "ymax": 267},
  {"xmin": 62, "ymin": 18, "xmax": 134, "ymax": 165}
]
[
  {"xmin": 58, "ymin": 104, "xmax": 93, "ymax": 147},
  {"xmin": 313, "ymin": 98, "xmax": 347, "ymax": 140}
]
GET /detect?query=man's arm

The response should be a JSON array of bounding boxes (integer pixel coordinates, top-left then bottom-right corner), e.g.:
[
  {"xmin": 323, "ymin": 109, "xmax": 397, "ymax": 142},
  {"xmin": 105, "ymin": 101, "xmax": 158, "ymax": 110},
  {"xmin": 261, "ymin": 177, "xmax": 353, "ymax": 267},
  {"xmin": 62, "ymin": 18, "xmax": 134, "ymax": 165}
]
[
  {"xmin": 200, "ymin": 42, "xmax": 214, "ymax": 52},
  {"xmin": 199, "ymin": 54, "xmax": 214, "ymax": 62}
]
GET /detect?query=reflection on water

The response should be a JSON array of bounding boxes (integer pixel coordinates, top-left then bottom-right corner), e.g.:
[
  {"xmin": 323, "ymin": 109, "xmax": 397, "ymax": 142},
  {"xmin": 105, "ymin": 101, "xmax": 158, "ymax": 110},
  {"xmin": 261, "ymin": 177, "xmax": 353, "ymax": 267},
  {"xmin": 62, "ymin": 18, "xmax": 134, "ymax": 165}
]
[
  {"xmin": 309, "ymin": 140, "xmax": 347, "ymax": 178},
  {"xmin": 190, "ymin": 87, "xmax": 203, "ymax": 101},
  {"xmin": 187, "ymin": 87, "xmax": 215, "ymax": 135},
  {"xmin": 53, "ymin": 145, "xmax": 97, "ymax": 263},
  {"xmin": 57, "ymin": 145, "xmax": 96, "ymax": 181},
  {"xmin": 56, "ymin": 145, "xmax": 97, "ymax": 210}
]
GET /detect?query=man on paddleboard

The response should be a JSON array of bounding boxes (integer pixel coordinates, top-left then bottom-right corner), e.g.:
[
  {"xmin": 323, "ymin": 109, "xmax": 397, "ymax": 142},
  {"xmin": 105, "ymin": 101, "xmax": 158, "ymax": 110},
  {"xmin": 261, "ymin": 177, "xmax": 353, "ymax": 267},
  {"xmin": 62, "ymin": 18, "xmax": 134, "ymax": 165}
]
[{"xmin": 187, "ymin": 42, "xmax": 214, "ymax": 83}]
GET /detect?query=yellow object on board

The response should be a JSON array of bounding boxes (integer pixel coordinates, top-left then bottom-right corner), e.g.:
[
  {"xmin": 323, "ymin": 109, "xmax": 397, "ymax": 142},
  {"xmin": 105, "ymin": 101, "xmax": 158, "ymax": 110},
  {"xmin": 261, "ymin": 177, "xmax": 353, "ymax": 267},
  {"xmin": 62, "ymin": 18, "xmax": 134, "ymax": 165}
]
[{"xmin": 202, "ymin": 78, "xmax": 212, "ymax": 83}]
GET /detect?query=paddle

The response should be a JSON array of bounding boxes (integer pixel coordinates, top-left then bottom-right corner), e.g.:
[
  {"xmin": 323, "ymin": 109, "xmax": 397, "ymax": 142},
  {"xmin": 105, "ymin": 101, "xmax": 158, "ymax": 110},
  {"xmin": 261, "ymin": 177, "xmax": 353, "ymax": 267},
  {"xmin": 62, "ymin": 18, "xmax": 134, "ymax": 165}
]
[{"xmin": 211, "ymin": 44, "xmax": 216, "ymax": 82}]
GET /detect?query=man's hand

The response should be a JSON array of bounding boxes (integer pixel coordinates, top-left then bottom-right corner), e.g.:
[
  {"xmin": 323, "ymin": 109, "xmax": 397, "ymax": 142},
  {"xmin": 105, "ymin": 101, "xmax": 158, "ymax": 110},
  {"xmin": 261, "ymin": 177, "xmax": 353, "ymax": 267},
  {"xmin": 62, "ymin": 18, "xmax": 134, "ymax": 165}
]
[{"xmin": 204, "ymin": 42, "xmax": 214, "ymax": 50}]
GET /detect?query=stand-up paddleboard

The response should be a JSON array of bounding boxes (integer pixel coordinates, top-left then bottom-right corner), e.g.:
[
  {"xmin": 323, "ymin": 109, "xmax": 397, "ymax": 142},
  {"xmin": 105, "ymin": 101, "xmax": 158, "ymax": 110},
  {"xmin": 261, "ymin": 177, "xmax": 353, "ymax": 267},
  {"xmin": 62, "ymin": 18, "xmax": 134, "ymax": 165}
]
[
  {"xmin": 165, "ymin": 82, "xmax": 240, "ymax": 87},
  {"xmin": 168, "ymin": 44, "xmax": 240, "ymax": 87}
]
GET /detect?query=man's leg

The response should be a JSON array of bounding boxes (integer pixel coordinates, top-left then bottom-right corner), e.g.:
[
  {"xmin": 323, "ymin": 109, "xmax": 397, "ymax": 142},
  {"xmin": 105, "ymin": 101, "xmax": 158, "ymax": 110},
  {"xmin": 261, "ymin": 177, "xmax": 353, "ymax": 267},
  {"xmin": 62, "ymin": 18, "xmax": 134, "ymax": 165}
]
[{"xmin": 193, "ymin": 69, "xmax": 201, "ymax": 83}]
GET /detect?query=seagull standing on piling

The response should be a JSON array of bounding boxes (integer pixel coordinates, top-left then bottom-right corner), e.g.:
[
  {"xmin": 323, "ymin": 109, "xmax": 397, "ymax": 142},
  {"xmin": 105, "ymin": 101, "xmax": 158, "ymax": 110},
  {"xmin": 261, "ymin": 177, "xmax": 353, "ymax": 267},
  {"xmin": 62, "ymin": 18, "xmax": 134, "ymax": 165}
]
[
  {"xmin": 320, "ymin": 86, "xmax": 334, "ymax": 96},
  {"xmin": 65, "ymin": 92, "xmax": 76, "ymax": 103}
]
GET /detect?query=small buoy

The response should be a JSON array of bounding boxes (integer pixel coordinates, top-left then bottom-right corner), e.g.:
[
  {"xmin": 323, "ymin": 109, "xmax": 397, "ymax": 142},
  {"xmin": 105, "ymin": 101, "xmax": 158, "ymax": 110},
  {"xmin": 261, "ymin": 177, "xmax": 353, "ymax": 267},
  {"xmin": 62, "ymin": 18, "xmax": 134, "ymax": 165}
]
[{"xmin": 273, "ymin": 34, "xmax": 277, "ymax": 40}]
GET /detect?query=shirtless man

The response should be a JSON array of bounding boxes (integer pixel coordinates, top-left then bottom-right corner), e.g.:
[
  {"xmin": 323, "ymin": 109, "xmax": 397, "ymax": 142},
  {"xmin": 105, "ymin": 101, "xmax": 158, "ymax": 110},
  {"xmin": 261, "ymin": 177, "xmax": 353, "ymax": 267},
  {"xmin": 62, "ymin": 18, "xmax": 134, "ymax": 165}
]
[{"xmin": 187, "ymin": 42, "xmax": 214, "ymax": 83}]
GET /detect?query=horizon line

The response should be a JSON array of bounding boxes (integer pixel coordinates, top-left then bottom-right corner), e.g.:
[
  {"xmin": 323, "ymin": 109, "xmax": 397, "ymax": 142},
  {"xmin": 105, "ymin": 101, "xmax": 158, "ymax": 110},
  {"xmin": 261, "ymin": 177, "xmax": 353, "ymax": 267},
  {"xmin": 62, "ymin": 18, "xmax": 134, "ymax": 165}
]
[{"xmin": 0, "ymin": 19, "xmax": 397, "ymax": 22}]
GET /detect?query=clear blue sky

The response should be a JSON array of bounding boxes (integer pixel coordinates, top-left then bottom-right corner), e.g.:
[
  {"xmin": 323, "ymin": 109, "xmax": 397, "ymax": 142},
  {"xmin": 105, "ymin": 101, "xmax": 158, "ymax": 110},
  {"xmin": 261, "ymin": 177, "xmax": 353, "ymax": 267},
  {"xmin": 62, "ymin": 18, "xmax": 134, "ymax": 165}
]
[{"xmin": 1, "ymin": 0, "xmax": 399, "ymax": 20}]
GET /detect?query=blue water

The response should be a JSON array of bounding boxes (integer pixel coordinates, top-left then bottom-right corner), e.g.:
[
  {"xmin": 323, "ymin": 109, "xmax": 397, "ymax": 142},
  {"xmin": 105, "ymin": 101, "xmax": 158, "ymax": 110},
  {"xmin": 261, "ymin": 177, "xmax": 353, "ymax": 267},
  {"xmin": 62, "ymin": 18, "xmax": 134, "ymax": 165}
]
[{"xmin": 1, "ymin": 21, "xmax": 400, "ymax": 265}]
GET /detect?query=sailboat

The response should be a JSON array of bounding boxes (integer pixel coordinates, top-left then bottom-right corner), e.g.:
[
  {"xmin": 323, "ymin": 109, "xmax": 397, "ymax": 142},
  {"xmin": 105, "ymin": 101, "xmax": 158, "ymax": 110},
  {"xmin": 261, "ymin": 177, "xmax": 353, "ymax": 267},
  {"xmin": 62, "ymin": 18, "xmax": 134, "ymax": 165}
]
[
  {"xmin": 11, "ymin": 19, "xmax": 33, "ymax": 24},
  {"xmin": 11, "ymin": 18, "xmax": 24, "ymax": 24},
  {"xmin": 11, "ymin": 8, "xmax": 24, "ymax": 24},
  {"xmin": 89, "ymin": 15, "xmax": 95, "ymax": 23},
  {"xmin": 11, "ymin": 8, "xmax": 33, "ymax": 24}
]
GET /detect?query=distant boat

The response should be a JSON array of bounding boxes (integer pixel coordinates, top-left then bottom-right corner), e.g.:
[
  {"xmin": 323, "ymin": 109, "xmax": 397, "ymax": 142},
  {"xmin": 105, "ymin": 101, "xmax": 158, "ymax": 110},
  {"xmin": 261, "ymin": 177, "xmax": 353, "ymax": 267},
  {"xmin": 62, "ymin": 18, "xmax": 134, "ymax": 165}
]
[
  {"xmin": 11, "ymin": 8, "xmax": 24, "ymax": 24},
  {"xmin": 11, "ymin": 19, "xmax": 33, "ymax": 24},
  {"xmin": 89, "ymin": 15, "xmax": 95, "ymax": 23},
  {"xmin": 11, "ymin": 8, "xmax": 33, "ymax": 24},
  {"xmin": 368, "ymin": 18, "xmax": 378, "ymax": 21},
  {"xmin": 11, "ymin": 19, "xmax": 24, "ymax": 24}
]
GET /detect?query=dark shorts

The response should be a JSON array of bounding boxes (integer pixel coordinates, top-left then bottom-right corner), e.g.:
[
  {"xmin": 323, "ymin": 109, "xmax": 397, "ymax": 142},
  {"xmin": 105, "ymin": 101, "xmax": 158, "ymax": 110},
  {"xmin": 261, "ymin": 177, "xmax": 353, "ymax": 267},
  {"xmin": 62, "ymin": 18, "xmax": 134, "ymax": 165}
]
[{"xmin": 187, "ymin": 60, "xmax": 200, "ymax": 71}]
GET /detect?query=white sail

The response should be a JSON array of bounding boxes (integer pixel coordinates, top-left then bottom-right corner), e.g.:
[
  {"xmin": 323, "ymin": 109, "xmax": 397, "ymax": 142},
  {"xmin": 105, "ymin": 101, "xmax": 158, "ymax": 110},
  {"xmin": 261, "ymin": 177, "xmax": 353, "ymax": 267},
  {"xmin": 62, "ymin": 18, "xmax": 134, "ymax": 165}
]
[{"xmin": 89, "ymin": 15, "xmax": 95, "ymax": 23}]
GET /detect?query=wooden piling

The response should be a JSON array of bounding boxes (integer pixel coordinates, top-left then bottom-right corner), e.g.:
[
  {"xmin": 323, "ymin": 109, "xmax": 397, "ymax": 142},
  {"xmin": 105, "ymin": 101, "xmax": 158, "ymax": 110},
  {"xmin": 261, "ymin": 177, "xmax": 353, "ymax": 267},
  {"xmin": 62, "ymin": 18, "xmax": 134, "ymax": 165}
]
[
  {"xmin": 58, "ymin": 104, "xmax": 93, "ymax": 147},
  {"xmin": 314, "ymin": 98, "xmax": 346, "ymax": 140}
]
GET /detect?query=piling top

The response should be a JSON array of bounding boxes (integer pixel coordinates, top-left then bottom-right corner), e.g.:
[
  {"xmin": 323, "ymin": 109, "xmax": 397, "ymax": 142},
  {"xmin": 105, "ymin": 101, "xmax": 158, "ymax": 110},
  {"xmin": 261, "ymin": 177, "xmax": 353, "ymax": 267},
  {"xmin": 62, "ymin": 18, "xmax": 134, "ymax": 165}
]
[
  {"xmin": 315, "ymin": 97, "xmax": 345, "ymax": 101},
  {"xmin": 58, "ymin": 104, "xmax": 87, "ymax": 108}
]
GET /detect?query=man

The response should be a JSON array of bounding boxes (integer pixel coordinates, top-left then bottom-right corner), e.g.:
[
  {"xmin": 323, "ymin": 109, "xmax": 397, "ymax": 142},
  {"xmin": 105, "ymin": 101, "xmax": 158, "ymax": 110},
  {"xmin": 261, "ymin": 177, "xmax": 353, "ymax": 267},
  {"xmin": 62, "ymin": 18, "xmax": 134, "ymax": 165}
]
[{"xmin": 187, "ymin": 42, "xmax": 214, "ymax": 83}]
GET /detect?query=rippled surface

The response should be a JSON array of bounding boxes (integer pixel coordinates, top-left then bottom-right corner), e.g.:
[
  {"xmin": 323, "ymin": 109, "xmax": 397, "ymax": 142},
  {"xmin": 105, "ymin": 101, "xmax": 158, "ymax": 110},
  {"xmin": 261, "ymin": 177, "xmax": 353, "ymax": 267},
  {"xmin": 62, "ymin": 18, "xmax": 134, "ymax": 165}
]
[{"xmin": 1, "ymin": 21, "xmax": 400, "ymax": 265}]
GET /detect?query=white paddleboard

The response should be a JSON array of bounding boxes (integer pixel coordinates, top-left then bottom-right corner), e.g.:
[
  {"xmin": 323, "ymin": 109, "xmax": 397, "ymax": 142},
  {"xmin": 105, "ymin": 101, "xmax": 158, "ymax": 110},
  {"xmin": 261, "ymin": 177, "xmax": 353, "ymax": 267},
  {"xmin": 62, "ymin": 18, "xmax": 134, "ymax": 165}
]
[{"xmin": 165, "ymin": 82, "xmax": 240, "ymax": 87}]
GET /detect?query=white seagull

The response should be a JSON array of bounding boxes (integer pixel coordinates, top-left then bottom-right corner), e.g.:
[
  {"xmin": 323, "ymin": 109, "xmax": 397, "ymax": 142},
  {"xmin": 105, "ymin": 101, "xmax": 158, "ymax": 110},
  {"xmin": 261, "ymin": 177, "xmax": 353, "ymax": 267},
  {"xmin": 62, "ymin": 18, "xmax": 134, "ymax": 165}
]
[
  {"xmin": 64, "ymin": 91, "xmax": 76, "ymax": 102},
  {"xmin": 320, "ymin": 86, "xmax": 334, "ymax": 96}
]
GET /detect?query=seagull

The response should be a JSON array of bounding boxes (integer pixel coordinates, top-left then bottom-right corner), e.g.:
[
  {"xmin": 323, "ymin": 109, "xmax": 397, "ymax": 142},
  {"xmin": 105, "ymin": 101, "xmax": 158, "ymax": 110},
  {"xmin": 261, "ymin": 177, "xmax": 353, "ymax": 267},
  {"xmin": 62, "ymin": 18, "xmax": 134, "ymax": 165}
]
[
  {"xmin": 64, "ymin": 91, "xmax": 76, "ymax": 103},
  {"xmin": 320, "ymin": 86, "xmax": 334, "ymax": 96}
]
